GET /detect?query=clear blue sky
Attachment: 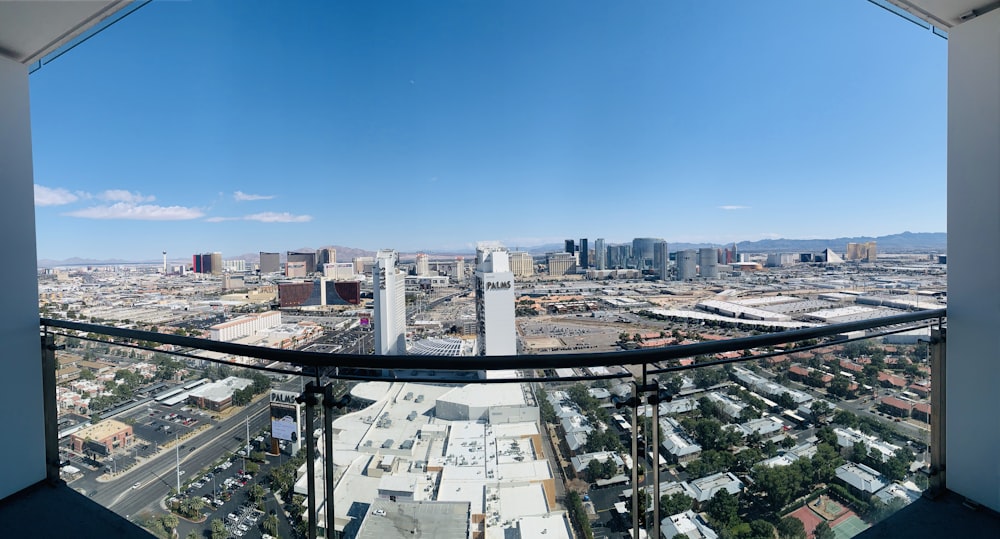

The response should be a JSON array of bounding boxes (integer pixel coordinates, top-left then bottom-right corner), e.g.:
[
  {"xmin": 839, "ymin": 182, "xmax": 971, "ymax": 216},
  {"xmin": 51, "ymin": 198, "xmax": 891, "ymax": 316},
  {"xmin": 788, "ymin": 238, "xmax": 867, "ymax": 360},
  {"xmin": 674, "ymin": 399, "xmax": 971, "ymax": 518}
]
[{"xmin": 30, "ymin": 0, "xmax": 946, "ymax": 261}]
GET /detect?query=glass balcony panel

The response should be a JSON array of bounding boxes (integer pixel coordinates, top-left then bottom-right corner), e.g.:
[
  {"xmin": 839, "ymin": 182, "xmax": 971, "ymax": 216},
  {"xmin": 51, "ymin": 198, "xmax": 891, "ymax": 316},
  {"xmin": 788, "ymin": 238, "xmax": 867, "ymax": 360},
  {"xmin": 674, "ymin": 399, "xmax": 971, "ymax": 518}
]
[{"xmin": 38, "ymin": 310, "xmax": 954, "ymax": 539}]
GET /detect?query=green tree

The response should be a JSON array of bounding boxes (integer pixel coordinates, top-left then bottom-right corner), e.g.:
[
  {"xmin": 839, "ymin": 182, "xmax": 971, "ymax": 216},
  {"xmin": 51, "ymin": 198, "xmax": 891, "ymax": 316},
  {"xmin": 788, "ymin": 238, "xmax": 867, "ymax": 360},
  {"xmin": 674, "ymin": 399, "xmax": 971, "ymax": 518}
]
[
  {"xmin": 661, "ymin": 375, "xmax": 683, "ymax": 395},
  {"xmin": 659, "ymin": 492, "xmax": 694, "ymax": 516},
  {"xmin": 704, "ymin": 490, "xmax": 739, "ymax": 529},
  {"xmin": 748, "ymin": 519, "xmax": 775, "ymax": 539},
  {"xmin": 249, "ymin": 483, "xmax": 265, "ymax": 506},
  {"xmin": 536, "ymin": 387, "xmax": 557, "ymax": 423},
  {"xmin": 566, "ymin": 383, "xmax": 599, "ymax": 411},
  {"xmin": 211, "ymin": 518, "xmax": 228, "ymax": 539},
  {"xmin": 814, "ymin": 521, "xmax": 835, "ymax": 539},
  {"xmin": 777, "ymin": 516, "xmax": 807, "ymax": 539},
  {"xmin": 161, "ymin": 513, "xmax": 179, "ymax": 533},
  {"xmin": 626, "ymin": 490, "xmax": 652, "ymax": 527},
  {"xmin": 776, "ymin": 392, "xmax": 797, "ymax": 410},
  {"xmin": 186, "ymin": 532, "xmax": 200, "ymax": 539},
  {"xmin": 263, "ymin": 514, "xmax": 280, "ymax": 536}
]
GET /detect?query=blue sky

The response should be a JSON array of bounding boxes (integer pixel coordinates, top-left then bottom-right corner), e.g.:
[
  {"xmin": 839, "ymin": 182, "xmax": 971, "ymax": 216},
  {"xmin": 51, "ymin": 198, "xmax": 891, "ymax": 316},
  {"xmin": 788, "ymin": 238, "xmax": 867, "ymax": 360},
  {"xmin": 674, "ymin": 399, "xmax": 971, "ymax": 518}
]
[{"xmin": 30, "ymin": 1, "xmax": 947, "ymax": 261}]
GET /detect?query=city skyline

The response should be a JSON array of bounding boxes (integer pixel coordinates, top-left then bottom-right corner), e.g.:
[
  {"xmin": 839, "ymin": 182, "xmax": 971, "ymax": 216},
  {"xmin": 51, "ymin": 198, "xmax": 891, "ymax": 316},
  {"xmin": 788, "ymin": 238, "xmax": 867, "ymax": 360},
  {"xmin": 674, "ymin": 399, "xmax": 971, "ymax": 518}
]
[
  {"xmin": 30, "ymin": 1, "xmax": 946, "ymax": 260},
  {"xmin": 35, "ymin": 229, "xmax": 948, "ymax": 266}
]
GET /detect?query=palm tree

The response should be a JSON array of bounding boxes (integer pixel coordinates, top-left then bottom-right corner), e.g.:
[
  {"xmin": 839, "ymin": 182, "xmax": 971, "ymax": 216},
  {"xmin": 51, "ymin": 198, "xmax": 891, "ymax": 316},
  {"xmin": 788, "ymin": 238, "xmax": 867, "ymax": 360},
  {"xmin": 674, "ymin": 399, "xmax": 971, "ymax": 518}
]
[{"xmin": 263, "ymin": 514, "xmax": 279, "ymax": 536}]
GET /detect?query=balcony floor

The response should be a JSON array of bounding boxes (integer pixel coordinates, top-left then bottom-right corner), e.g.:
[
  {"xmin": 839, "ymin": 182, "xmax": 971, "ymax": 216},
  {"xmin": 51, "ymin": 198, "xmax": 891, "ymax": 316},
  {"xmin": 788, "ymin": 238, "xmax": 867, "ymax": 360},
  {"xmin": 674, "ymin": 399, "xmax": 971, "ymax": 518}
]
[
  {"xmin": 0, "ymin": 480, "xmax": 151, "ymax": 538},
  {"xmin": 857, "ymin": 490, "xmax": 1000, "ymax": 539}
]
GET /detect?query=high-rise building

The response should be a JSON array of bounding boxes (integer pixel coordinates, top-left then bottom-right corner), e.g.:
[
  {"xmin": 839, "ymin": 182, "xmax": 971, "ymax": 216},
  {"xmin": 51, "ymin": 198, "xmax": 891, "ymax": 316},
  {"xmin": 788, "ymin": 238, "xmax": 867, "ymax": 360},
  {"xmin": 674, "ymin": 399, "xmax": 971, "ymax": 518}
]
[
  {"xmin": 317, "ymin": 248, "xmax": 336, "ymax": 268},
  {"xmin": 323, "ymin": 262, "xmax": 356, "ymax": 280},
  {"xmin": 595, "ymin": 238, "xmax": 606, "ymax": 270},
  {"xmin": 373, "ymin": 250, "xmax": 406, "ymax": 356},
  {"xmin": 353, "ymin": 256, "xmax": 375, "ymax": 276},
  {"xmin": 223, "ymin": 259, "xmax": 247, "ymax": 273},
  {"xmin": 475, "ymin": 242, "xmax": 516, "ymax": 356},
  {"xmin": 192, "ymin": 252, "xmax": 222, "ymax": 274},
  {"xmin": 654, "ymin": 241, "xmax": 669, "ymax": 280},
  {"xmin": 287, "ymin": 251, "xmax": 317, "ymax": 274},
  {"xmin": 415, "ymin": 253, "xmax": 430, "ymax": 276},
  {"xmin": 579, "ymin": 238, "xmax": 589, "ymax": 269},
  {"xmin": 454, "ymin": 256, "xmax": 465, "ymax": 283},
  {"xmin": 609, "ymin": 243, "xmax": 631, "ymax": 269},
  {"xmin": 278, "ymin": 279, "xmax": 361, "ymax": 307},
  {"xmin": 509, "ymin": 251, "xmax": 535, "ymax": 277},
  {"xmin": 564, "ymin": 239, "xmax": 575, "ymax": 256},
  {"xmin": 846, "ymin": 241, "xmax": 877, "ymax": 262},
  {"xmin": 547, "ymin": 252, "xmax": 577, "ymax": 276},
  {"xmin": 632, "ymin": 237, "xmax": 663, "ymax": 269},
  {"xmin": 676, "ymin": 250, "xmax": 698, "ymax": 281},
  {"xmin": 699, "ymin": 248, "xmax": 719, "ymax": 279},
  {"xmin": 259, "ymin": 252, "xmax": 280, "ymax": 274},
  {"xmin": 285, "ymin": 261, "xmax": 307, "ymax": 278}
]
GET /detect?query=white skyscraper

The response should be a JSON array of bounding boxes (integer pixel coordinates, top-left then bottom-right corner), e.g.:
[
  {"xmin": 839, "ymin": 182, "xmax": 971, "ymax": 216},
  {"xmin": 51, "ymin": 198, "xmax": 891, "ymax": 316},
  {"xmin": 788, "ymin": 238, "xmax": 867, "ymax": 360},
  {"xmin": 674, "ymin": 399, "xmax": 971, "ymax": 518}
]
[
  {"xmin": 475, "ymin": 242, "xmax": 516, "ymax": 356},
  {"xmin": 415, "ymin": 253, "xmax": 430, "ymax": 276},
  {"xmin": 373, "ymin": 249, "xmax": 406, "ymax": 356},
  {"xmin": 676, "ymin": 249, "xmax": 698, "ymax": 281},
  {"xmin": 595, "ymin": 238, "xmax": 606, "ymax": 270}
]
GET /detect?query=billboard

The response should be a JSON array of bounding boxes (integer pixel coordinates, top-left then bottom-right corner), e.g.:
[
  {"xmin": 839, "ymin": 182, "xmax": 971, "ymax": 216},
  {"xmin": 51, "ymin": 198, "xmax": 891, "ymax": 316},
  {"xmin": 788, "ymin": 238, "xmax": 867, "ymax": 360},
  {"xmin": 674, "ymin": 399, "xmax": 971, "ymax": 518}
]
[{"xmin": 270, "ymin": 390, "xmax": 301, "ymax": 442}]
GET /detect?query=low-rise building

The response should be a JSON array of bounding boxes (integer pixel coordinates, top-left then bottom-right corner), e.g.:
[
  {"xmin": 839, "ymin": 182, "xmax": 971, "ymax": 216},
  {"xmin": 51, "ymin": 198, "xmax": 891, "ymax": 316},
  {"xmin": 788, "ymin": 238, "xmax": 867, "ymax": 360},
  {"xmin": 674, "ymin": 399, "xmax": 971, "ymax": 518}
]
[
  {"xmin": 688, "ymin": 472, "xmax": 744, "ymax": 502},
  {"xmin": 661, "ymin": 510, "xmax": 719, "ymax": 539},
  {"xmin": 70, "ymin": 419, "xmax": 133, "ymax": 456},
  {"xmin": 186, "ymin": 376, "xmax": 254, "ymax": 411},
  {"xmin": 835, "ymin": 462, "xmax": 887, "ymax": 496}
]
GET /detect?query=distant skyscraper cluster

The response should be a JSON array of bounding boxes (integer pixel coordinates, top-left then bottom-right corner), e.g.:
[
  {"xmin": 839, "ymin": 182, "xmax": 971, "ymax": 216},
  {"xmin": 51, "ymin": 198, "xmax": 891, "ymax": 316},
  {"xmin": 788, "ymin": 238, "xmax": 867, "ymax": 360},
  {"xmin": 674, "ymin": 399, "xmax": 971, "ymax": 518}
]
[{"xmin": 846, "ymin": 241, "xmax": 877, "ymax": 262}]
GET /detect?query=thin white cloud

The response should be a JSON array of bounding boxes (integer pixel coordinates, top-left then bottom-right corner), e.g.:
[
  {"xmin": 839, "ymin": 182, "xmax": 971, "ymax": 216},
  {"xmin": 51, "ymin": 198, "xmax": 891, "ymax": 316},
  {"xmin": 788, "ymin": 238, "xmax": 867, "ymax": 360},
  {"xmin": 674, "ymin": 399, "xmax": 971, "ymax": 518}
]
[
  {"xmin": 65, "ymin": 202, "xmax": 204, "ymax": 220},
  {"xmin": 205, "ymin": 212, "xmax": 312, "ymax": 223},
  {"xmin": 718, "ymin": 205, "xmax": 750, "ymax": 210},
  {"xmin": 244, "ymin": 212, "xmax": 312, "ymax": 223},
  {"xmin": 98, "ymin": 189, "xmax": 155, "ymax": 203},
  {"xmin": 34, "ymin": 185, "xmax": 79, "ymax": 206},
  {"xmin": 234, "ymin": 191, "xmax": 275, "ymax": 201}
]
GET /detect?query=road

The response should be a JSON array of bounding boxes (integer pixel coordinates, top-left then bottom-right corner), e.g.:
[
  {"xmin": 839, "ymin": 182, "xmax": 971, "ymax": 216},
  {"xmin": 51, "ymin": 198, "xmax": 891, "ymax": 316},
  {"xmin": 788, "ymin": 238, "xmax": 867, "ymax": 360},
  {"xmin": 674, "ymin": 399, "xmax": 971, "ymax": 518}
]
[{"xmin": 78, "ymin": 398, "xmax": 271, "ymax": 518}]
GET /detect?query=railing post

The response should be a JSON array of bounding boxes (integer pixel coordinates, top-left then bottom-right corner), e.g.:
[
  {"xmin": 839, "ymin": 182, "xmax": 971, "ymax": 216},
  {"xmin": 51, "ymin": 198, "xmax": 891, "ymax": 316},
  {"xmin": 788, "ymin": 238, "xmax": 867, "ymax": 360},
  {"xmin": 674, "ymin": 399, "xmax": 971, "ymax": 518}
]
[
  {"xmin": 629, "ymin": 382, "xmax": 640, "ymax": 539},
  {"xmin": 298, "ymin": 388, "xmax": 320, "ymax": 539},
  {"xmin": 321, "ymin": 384, "xmax": 350, "ymax": 539},
  {"xmin": 41, "ymin": 333, "xmax": 61, "ymax": 485},
  {"xmin": 926, "ymin": 325, "xmax": 946, "ymax": 498},
  {"xmin": 649, "ymin": 384, "xmax": 665, "ymax": 539},
  {"xmin": 322, "ymin": 384, "xmax": 335, "ymax": 539}
]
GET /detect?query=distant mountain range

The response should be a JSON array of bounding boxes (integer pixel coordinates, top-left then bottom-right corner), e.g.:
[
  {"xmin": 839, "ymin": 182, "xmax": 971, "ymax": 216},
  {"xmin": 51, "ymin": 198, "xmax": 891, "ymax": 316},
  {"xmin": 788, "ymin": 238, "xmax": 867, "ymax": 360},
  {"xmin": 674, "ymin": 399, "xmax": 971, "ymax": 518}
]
[
  {"xmin": 37, "ymin": 232, "xmax": 946, "ymax": 267},
  {"xmin": 525, "ymin": 232, "xmax": 946, "ymax": 255}
]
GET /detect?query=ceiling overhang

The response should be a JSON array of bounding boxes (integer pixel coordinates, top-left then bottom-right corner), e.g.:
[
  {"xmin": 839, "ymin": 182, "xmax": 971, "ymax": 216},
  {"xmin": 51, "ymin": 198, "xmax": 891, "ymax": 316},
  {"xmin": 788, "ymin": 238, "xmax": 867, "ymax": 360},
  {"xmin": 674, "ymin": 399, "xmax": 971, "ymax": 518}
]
[
  {"xmin": 0, "ymin": 0, "xmax": 134, "ymax": 65},
  {"xmin": 879, "ymin": 0, "xmax": 1000, "ymax": 30}
]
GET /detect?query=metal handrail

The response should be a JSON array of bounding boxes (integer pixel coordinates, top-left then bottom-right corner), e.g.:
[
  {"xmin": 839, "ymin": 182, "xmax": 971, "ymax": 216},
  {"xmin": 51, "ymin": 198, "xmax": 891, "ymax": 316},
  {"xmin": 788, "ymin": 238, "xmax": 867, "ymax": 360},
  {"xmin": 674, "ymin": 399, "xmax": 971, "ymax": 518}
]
[{"xmin": 40, "ymin": 308, "xmax": 945, "ymax": 376}]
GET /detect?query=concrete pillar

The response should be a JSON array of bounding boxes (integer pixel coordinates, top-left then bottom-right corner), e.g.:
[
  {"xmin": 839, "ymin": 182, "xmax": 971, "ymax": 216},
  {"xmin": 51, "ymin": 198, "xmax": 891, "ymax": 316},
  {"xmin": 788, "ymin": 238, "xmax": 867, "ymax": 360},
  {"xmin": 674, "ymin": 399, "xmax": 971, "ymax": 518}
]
[
  {"xmin": 0, "ymin": 54, "xmax": 45, "ymax": 499},
  {"xmin": 946, "ymin": 8, "xmax": 1000, "ymax": 513}
]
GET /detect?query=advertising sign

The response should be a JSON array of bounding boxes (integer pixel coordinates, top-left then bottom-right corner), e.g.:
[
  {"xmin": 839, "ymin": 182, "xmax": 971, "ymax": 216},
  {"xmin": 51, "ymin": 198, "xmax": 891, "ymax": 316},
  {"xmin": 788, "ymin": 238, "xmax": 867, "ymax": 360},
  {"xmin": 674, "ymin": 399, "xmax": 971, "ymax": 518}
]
[{"xmin": 270, "ymin": 390, "xmax": 300, "ymax": 442}]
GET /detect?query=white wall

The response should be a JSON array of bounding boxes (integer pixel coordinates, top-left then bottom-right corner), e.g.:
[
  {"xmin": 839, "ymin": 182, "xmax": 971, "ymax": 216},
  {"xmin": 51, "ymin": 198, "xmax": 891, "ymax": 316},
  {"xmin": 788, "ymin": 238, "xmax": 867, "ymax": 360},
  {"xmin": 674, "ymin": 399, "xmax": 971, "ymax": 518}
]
[
  {"xmin": 0, "ymin": 54, "xmax": 45, "ymax": 499},
  {"xmin": 947, "ymin": 8, "xmax": 1000, "ymax": 513}
]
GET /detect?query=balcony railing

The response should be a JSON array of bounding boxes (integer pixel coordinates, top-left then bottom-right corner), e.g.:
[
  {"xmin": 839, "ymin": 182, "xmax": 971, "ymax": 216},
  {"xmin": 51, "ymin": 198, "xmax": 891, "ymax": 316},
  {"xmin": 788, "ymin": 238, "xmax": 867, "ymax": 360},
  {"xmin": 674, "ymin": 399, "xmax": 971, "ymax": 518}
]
[{"xmin": 36, "ymin": 309, "xmax": 953, "ymax": 539}]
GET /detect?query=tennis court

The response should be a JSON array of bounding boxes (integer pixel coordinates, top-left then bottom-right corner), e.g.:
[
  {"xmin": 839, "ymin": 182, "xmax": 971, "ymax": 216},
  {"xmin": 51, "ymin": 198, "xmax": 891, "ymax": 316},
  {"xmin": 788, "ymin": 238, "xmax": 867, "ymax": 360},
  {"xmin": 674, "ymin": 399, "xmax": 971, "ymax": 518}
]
[{"xmin": 833, "ymin": 515, "xmax": 869, "ymax": 539}]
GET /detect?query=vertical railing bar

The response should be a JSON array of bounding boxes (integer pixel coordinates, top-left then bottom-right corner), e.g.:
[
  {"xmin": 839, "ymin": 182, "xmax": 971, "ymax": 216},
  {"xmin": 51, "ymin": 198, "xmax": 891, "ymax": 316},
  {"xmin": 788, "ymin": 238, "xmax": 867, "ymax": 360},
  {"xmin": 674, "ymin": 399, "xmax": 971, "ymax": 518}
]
[
  {"xmin": 323, "ymin": 383, "xmax": 336, "ymax": 538},
  {"xmin": 926, "ymin": 323, "xmax": 946, "ymax": 498},
  {"xmin": 651, "ymin": 370, "xmax": 661, "ymax": 539},
  {"xmin": 41, "ymin": 332, "xmax": 61, "ymax": 485},
  {"xmin": 300, "ymin": 387, "xmax": 319, "ymax": 539},
  {"xmin": 630, "ymin": 380, "xmax": 639, "ymax": 539}
]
